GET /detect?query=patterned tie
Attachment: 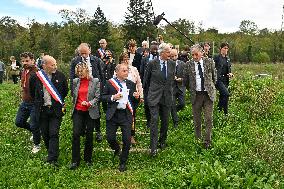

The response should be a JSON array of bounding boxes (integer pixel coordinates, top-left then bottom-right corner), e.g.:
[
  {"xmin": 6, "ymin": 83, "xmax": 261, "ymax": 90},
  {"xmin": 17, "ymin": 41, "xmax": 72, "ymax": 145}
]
[
  {"xmin": 162, "ymin": 61, "xmax": 166, "ymax": 79},
  {"xmin": 197, "ymin": 62, "xmax": 205, "ymax": 91}
]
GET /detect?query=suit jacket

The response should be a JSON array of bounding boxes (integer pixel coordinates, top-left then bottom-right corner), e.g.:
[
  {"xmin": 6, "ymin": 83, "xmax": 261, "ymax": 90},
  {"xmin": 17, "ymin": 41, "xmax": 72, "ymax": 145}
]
[
  {"xmin": 184, "ymin": 58, "xmax": 217, "ymax": 104},
  {"xmin": 140, "ymin": 56, "xmax": 150, "ymax": 83},
  {"xmin": 29, "ymin": 70, "xmax": 68, "ymax": 120},
  {"xmin": 70, "ymin": 55, "xmax": 103, "ymax": 91},
  {"xmin": 143, "ymin": 59, "xmax": 176, "ymax": 107},
  {"xmin": 101, "ymin": 79, "xmax": 138, "ymax": 124},
  {"xmin": 174, "ymin": 60, "xmax": 186, "ymax": 94},
  {"xmin": 71, "ymin": 77, "xmax": 100, "ymax": 119},
  {"xmin": 213, "ymin": 54, "xmax": 231, "ymax": 81}
]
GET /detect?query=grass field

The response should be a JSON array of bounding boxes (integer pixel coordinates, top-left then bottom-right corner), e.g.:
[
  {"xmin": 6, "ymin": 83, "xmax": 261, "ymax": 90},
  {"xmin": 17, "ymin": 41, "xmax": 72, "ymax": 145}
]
[{"xmin": 0, "ymin": 63, "xmax": 284, "ymax": 188}]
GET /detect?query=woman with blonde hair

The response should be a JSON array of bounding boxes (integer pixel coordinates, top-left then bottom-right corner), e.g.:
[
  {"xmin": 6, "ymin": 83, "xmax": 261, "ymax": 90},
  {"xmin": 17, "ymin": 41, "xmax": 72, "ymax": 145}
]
[{"xmin": 70, "ymin": 63, "xmax": 100, "ymax": 169}]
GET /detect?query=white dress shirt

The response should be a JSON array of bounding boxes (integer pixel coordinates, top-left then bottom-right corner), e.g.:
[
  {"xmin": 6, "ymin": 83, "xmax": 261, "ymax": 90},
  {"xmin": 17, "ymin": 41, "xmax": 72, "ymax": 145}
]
[{"xmin": 194, "ymin": 59, "xmax": 206, "ymax": 91}]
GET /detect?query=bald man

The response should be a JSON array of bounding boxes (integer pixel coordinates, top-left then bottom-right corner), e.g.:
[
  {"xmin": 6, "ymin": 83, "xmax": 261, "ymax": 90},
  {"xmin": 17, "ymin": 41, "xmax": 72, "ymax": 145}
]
[{"xmin": 30, "ymin": 55, "xmax": 68, "ymax": 166}]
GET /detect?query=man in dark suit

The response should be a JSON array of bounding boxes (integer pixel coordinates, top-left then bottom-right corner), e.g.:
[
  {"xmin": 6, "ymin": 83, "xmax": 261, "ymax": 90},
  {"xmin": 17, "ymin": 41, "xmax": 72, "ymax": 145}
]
[
  {"xmin": 170, "ymin": 49, "xmax": 186, "ymax": 128},
  {"xmin": 70, "ymin": 43, "xmax": 103, "ymax": 142},
  {"xmin": 30, "ymin": 55, "xmax": 68, "ymax": 165},
  {"xmin": 143, "ymin": 43, "xmax": 176, "ymax": 156},
  {"xmin": 140, "ymin": 44, "xmax": 159, "ymax": 128},
  {"xmin": 101, "ymin": 64, "xmax": 139, "ymax": 172},
  {"xmin": 184, "ymin": 44, "xmax": 217, "ymax": 149},
  {"xmin": 213, "ymin": 42, "xmax": 233, "ymax": 115}
]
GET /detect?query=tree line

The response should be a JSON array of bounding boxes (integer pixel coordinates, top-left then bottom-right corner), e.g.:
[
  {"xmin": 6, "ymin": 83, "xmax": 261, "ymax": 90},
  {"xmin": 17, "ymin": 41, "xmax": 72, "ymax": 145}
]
[{"xmin": 0, "ymin": 0, "xmax": 283, "ymax": 68}]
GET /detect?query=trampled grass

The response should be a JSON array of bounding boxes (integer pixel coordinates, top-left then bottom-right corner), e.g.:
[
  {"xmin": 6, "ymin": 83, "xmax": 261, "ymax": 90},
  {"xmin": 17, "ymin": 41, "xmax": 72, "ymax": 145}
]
[{"xmin": 0, "ymin": 63, "xmax": 284, "ymax": 188}]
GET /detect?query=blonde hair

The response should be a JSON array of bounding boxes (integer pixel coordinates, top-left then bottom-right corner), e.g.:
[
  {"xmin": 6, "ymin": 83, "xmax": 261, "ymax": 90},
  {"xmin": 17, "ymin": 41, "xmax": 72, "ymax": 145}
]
[{"xmin": 75, "ymin": 63, "xmax": 90, "ymax": 78}]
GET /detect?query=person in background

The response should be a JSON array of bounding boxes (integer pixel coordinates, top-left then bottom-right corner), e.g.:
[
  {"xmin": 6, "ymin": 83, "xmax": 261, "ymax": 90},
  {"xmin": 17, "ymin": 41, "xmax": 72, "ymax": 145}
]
[
  {"xmin": 202, "ymin": 42, "xmax": 212, "ymax": 58},
  {"xmin": 143, "ymin": 43, "xmax": 176, "ymax": 157},
  {"xmin": 69, "ymin": 63, "xmax": 100, "ymax": 170},
  {"xmin": 95, "ymin": 39, "xmax": 111, "ymax": 61},
  {"xmin": 170, "ymin": 49, "xmax": 186, "ymax": 128},
  {"xmin": 101, "ymin": 64, "xmax": 139, "ymax": 172},
  {"xmin": 36, "ymin": 52, "xmax": 45, "ymax": 69},
  {"xmin": 30, "ymin": 55, "xmax": 68, "ymax": 166},
  {"xmin": 136, "ymin": 40, "xmax": 149, "ymax": 55},
  {"xmin": 183, "ymin": 44, "xmax": 217, "ymax": 149},
  {"xmin": 214, "ymin": 42, "xmax": 233, "ymax": 115},
  {"xmin": 0, "ymin": 59, "xmax": 5, "ymax": 84},
  {"xmin": 116, "ymin": 52, "xmax": 143, "ymax": 144},
  {"xmin": 15, "ymin": 52, "xmax": 41, "ymax": 153},
  {"xmin": 10, "ymin": 56, "xmax": 21, "ymax": 84},
  {"xmin": 127, "ymin": 39, "xmax": 142, "ymax": 73}
]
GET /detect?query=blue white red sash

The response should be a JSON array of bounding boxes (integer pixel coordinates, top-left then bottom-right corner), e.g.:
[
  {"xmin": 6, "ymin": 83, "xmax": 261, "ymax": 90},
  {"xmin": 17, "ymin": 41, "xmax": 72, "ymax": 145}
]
[
  {"xmin": 109, "ymin": 78, "xmax": 133, "ymax": 115},
  {"xmin": 97, "ymin": 48, "xmax": 105, "ymax": 59},
  {"xmin": 36, "ymin": 70, "xmax": 63, "ymax": 105}
]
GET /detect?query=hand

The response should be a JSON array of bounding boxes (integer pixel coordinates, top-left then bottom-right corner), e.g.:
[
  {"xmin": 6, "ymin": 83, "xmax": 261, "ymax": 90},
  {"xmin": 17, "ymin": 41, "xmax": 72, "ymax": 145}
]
[
  {"xmin": 228, "ymin": 73, "xmax": 234, "ymax": 78},
  {"xmin": 113, "ymin": 93, "xmax": 123, "ymax": 100},
  {"xmin": 175, "ymin": 77, "xmax": 182, "ymax": 82},
  {"xmin": 140, "ymin": 98, "xmax": 144, "ymax": 103},
  {"xmin": 81, "ymin": 101, "xmax": 88, "ymax": 106},
  {"xmin": 133, "ymin": 92, "xmax": 140, "ymax": 99}
]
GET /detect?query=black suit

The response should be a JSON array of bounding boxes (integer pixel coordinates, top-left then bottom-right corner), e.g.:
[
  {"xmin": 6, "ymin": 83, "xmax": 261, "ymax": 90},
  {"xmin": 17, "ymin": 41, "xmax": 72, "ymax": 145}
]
[
  {"xmin": 30, "ymin": 70, "xmax": 68, "ymax": 162},
  {"xmin": 101, "ymin": 79, "xmax": 138, "ymax": 165},
  {"xmin": 171, "ymin": 60, "xmax": 186, "ymax": 126},
  {"xmin": 143, "ymin": 58, "xmax": 175, "ymax": 152},
  {"xmin": 213, "ymin": 54, "xmax": 231, "ymax": 114}
]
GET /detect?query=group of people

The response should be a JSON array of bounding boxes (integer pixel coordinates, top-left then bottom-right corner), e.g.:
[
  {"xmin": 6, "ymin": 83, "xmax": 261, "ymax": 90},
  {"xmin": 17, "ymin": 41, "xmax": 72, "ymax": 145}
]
[{"xmin": 13, "ymin": 38, "xmax": 233, "ymax": 172}]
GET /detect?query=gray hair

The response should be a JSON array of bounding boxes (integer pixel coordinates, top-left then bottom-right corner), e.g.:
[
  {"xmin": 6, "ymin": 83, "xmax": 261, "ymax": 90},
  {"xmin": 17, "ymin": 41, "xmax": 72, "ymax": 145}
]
[
  {"xmin": 158, "ymin": 43, "xmax": 171, "ymax": 54},
  {"xmin": 190, "ymin": 44, "xmax": 203, "ymax": 53},
  {"xmin": 115, "ymin": 63, "xmax": 127, "ymax": 72}
]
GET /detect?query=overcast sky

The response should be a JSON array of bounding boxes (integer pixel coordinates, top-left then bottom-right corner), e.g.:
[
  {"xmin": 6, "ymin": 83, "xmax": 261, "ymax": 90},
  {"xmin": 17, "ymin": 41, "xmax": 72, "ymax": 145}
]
[{"xmin": 1, "ymin": 0, "xmax": 283, "ymax": 33}]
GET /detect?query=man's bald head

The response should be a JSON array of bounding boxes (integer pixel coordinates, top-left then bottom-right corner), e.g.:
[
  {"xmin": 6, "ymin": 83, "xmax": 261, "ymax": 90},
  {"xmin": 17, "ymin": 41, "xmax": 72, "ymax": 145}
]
[{"xmin": 42, "ymin": 55, "xmax": 57, "ymax": 74}]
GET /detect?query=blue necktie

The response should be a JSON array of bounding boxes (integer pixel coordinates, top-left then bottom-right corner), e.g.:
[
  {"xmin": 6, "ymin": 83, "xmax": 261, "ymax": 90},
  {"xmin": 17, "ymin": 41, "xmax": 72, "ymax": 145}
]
[{"xmin": 162, "ymin": 61, "xmax": 166, "ymax": 79}]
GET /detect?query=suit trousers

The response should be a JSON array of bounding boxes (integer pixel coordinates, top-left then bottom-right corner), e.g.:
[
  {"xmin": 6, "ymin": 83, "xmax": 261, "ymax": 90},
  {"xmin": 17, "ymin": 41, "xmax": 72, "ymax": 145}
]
[
  {"xmin": 106, "ymin": 109, "xmax": 131, "ymax": 164},
  {"xmin": 144, "ymin": 97, "xmax": 151, "ymax": 128},
  {"xmin": 40, "ymin": 106, "xmax": 62, "ymax": 162},
  {"xmin": 171, "ymin": 89, "xmax": 185, "ymax": 124},
  {"xmin": 72, "ymin": 110, "xmax": 94, "ymax": 163},
  {"xmin": 0, "ymin": 71, "xmax": 3, "ymax": 83},
  {"xmin": 216, "ymin": 80, "xmax": 229, "ymax": 115},
  {"xmin": 192, "ymin": 91, "xmax": 213, "ymax": 143},
  {"xmin": 149, "ymin": 103, "xmax": 170, "ymax": 151}
]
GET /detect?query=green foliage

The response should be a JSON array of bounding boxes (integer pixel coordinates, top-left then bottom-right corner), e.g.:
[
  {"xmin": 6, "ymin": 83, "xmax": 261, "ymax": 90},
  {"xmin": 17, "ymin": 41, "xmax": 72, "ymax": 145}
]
[
  {"xmin": 252, "ymin": 52, "xmax": 271, "ymax": 63},
  {"xmin": 1, "ymin": 64, "xmax": 284, "ymax": 188}
]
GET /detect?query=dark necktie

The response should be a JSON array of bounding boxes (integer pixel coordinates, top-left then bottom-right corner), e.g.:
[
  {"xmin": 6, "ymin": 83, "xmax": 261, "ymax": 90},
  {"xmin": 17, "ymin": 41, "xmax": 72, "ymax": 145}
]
[
  {"xmin": 162, "ymin": 61, "xmax": 166, "ymax": 79},
  {"xmin": 197, "ymin": 62, "xmax": 205, "ymax": 91}
]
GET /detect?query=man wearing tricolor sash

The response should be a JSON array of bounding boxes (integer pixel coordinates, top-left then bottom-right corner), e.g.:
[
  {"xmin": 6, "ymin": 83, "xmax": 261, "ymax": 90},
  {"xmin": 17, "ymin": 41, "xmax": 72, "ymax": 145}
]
[
  {"xmin": 30, "ymin": 55, "xmax": 68, "ymax": 166},
  {"xmin": 101, "ymin": 64, "xmax": 139, "ymax": 172}
]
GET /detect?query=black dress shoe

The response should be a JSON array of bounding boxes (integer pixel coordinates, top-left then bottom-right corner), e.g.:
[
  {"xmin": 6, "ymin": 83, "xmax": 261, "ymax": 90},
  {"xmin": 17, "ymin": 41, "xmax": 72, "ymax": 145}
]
[
  {"xmin": 159, "ymin": 143, "xmax": 167, "ymax": 150},
  {"xmin": 204, "ymin": 141, "xmax": 211, "ymax": 149},
  {"xmin": 150, "ymin": 149, "xmax": 158, "ymax": 157},
  {"xmin": 69, "ymin": 162, "xmax": 79, "ymax": 170},
  {"xmin": 118, "ymin": 163, "xmax": 127, "ymax": 172},
  {"xmin": 96, "ymin": 132, "xmax": 103, "ymax": 142}
]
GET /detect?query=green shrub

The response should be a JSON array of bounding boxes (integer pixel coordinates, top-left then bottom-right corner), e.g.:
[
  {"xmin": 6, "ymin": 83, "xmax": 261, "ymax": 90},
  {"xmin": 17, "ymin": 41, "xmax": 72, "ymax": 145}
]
[{"xmin": 252, "ymin": 52, "xmax": 271, "ymax": 63}]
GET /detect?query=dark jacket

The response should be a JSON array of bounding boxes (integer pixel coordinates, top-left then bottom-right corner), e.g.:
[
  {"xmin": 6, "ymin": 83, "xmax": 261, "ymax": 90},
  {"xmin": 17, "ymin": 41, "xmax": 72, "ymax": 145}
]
[
  {"xmin": 128, "ymin": 52, "xmax": 142, "ymax": 74},
  {"xmin": 143, "ymin": 59, "xmax": 176, "ymax": 107},
  {"xmin": 213, "ymin": 54, "xmax": 231, "ymax": 82},
  {"xmin": 29, "ymin": 70, "xmax": 68, "ymax": 120},
  {"xmin": 101, "ymin": 79, "xmax": 138, "ymax": 124},
  {"xmin": 70, "ymin": 55, "xmax": 103, "ymax": 91}
]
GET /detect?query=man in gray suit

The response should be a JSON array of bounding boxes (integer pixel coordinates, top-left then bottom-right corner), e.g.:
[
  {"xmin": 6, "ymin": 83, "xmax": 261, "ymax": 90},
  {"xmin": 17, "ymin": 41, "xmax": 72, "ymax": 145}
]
[
  {"xmin": 143, "ymin": 43, "xmax": 176, "ymax": 156},
  {"xmin": 184, "ymin": 44, "xmax": 217, "ymax": 149},
  {"xmin": 170, "ymin": 49, "xmax": 186, "ymax": 128}
]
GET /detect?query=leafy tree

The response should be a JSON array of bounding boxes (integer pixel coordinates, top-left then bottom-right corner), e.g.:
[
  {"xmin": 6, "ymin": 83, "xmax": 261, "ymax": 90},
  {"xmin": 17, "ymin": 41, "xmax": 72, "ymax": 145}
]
[
  {"xmin": 123, "ymin": 0, "xmax": 156, "ymax": 45},
  {"xmin": 239, "ymin": 20, "xmax": 258, "ymax": 35},
  {"xmin": 89, "ymin": 6, "xmax": 111, "ymax": 52}
]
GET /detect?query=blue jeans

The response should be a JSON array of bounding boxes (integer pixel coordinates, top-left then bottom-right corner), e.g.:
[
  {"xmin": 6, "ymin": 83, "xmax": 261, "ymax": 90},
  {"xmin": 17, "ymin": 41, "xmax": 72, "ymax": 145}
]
[{"xmin": 15, "ymin": 102, "xmax": 41, "ymax": 145}]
